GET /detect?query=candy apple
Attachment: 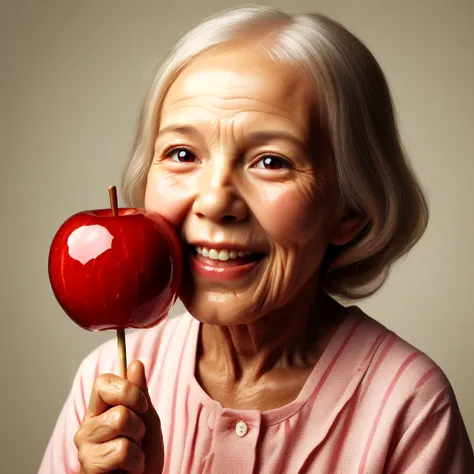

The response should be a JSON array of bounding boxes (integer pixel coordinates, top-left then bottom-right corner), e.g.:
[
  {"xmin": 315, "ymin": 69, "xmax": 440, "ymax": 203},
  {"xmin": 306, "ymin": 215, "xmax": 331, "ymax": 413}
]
[{"xmin": 48, "ymin": 207, "xmax": 183, "ymax": 331}]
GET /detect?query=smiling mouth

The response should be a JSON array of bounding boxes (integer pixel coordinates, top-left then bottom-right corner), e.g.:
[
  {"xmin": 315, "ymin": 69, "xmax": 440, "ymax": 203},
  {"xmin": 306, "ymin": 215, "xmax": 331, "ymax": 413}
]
[{"xmin": 191, "ymin": 245, "xmax": 267, "ymax": 267}]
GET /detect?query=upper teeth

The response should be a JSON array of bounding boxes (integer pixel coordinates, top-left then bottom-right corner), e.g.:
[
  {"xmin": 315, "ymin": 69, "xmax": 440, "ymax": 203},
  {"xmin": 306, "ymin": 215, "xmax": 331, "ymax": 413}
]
[{"xmin": 195, "ymin": 246, "xmax": 253, "ymax": 261}]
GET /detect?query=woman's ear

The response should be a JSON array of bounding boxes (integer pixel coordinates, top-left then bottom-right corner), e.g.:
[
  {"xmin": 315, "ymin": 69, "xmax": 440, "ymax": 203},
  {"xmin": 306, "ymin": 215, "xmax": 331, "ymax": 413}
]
[{"xmin": 329, "ymin": 210, "xmax": 369, "ymax": 246}]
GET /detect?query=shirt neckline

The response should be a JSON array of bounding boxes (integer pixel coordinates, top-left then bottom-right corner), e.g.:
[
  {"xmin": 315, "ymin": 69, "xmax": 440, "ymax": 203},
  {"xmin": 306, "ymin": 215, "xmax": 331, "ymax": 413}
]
[{"xmin": 185, "ymin": 306, "xmax": 363, "ymax": 426}]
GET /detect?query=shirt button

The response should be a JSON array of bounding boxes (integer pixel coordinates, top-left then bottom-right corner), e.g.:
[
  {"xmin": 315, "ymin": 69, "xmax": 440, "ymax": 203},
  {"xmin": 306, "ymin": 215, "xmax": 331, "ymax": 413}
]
[{"xmin": 235, "ymin": 420, "xmax": 248, "ymax": 437}]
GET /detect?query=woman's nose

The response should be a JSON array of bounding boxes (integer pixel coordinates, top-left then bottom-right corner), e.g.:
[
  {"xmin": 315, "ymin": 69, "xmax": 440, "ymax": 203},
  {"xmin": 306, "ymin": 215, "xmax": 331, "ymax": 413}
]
[{"xmin": 192, "ymin": 165, "xmax": 248, "ymax": 223}]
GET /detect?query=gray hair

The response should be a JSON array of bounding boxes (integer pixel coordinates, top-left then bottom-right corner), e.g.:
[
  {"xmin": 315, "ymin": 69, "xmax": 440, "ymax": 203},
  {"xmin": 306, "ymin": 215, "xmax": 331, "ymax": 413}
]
[{"xmin": 121, "ymin": 5, "xmax": 429, "ymax": 300}]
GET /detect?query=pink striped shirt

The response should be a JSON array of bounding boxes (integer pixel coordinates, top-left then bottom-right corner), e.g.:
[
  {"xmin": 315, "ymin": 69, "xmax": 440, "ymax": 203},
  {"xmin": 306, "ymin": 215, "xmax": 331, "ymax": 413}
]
[{"xmin": 39, "ymin": 307, "xmax": 473, "ymax": 473}]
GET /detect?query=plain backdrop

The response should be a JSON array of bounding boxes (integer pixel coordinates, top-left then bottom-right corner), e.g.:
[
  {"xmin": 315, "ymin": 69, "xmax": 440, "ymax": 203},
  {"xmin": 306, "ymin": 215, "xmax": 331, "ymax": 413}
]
[{"xmin": 1, "ymin": 0, "xmax": 473, "ymax": 472}]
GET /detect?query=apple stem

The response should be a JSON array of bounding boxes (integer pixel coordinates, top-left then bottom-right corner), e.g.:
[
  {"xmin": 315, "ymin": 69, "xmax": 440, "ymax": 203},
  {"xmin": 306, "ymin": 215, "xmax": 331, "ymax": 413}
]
[
  {"xmin": 117, "ymin": 328, "xmax": 127, "ymax": 378},
  {"xmin": 108, "ymin": 185, "xmax": 118, "ymax": 217}
]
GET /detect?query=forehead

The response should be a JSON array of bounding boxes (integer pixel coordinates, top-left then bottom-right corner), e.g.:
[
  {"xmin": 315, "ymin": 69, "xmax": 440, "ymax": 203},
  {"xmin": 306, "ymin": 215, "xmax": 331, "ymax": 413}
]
[{"xmin": 161, "ymin": 46, "xmax": 317, "ymax": 135}]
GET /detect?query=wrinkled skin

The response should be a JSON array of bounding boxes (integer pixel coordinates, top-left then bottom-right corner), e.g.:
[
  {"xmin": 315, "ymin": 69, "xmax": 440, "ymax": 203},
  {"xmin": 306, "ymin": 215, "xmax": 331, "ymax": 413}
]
[
  {"xmin": 145, "ymin": 45, "xmax": 365, "ymax": 408},
  {"xmin": 74, "ymin": 361, "xmax": 163, "ymax": 474},
  {"xmin": 75, "ymin": 44, "xmax": 366, "ymax": 472}
]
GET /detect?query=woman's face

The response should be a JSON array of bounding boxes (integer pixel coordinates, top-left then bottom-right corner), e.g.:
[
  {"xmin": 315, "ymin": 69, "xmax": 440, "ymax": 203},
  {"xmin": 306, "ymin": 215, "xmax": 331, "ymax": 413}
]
[{"xmin": 145, "ymin": 46, "xmax": 349, "ymax": 325}]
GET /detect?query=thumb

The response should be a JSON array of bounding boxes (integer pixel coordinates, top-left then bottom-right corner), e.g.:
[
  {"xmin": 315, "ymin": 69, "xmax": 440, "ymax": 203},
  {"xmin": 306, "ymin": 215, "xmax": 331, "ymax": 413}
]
[
  {"xmin": 126, "ymin": 359, "xmax": 149, "ymax": 394},
  {"xmin": 127, "ymin": 360, "xmax": 164, "ymax": 473}
]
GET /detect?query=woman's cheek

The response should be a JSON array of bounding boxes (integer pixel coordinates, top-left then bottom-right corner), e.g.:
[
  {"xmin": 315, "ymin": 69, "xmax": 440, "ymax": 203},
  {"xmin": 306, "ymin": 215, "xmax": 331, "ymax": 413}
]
[
  {"xmin": 144, "ymin": 170, "xmax": 195, "ymax": 227},
  {"xmin": 254, "ymin": 183, "xmax": 322, "ymax": 244}
]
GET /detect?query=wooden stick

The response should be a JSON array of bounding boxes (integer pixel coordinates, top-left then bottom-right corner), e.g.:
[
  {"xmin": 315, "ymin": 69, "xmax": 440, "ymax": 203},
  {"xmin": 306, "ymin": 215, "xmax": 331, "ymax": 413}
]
[
  {"xmin": 117, "ymin": 328, "xmax": 127, "ymax": 378},
  {"xmin": 109, "ymin": 186, "xmax": 127, "ymax": 379}
]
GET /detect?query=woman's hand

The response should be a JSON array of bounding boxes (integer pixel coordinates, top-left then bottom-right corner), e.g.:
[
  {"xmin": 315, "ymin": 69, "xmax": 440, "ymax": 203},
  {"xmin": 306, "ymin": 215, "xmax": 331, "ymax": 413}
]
[{"xmin": 74, "ymin": 360, "xmax": 164, "ymax": 474}]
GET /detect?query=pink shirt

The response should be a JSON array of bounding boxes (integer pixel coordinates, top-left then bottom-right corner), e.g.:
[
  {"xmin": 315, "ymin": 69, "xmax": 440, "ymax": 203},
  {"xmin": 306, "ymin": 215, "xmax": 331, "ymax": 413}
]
[{"xmin": 39, "ymin": 307, "xmax": 473, "ymax": 473}]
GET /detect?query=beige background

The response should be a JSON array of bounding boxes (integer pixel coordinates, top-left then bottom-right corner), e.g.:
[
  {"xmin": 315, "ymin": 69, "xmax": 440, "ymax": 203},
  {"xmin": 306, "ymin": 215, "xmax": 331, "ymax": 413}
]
[{"xmin": 1, "ymin": 0, "xmax": 473, "ymax": 472}]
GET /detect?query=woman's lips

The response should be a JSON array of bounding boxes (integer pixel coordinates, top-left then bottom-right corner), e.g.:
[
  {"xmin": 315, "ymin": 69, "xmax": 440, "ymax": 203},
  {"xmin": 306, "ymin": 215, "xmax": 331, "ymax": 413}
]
[{"xmin": 190, "ymin": 251, "xmax": 265, "ymax": 281}]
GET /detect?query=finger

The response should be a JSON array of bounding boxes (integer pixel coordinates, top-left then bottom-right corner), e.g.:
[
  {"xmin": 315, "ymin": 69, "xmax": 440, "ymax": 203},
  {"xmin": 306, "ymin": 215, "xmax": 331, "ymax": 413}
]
[
  {"xmin": 86, "ymin": 374, "xmax": 148, "ymax": 417},
  {"xmin": 126, "ymin": 361, "xmax": 158, "ymax": 425},
  {"xmin": 126, "ymin": 361, "xmax": 148, "ymax": 394},
  {"xmin": 79, "ymin": 437, "xmax": 145, "ymax": 473},
  {"xmin": 84, "ymin": 405, "xmax": 146, "ymax": 444},
  {"xmin": 127, "ymin": 360, "xmax": 165, "ymax": 470}
]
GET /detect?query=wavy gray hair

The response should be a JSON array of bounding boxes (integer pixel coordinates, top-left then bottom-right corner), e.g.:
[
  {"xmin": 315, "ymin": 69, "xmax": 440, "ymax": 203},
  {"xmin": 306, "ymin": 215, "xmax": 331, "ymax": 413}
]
[{"xmin": 121, "ymin": 5, "xmax": 429, "ymax": 300}]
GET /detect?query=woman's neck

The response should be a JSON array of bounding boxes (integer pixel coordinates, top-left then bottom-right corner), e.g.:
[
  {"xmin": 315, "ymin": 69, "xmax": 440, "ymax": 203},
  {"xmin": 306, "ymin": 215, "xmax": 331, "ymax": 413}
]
[{"xmin": 196, "ymin": 285, "xmax": 347, "ymax": 393}]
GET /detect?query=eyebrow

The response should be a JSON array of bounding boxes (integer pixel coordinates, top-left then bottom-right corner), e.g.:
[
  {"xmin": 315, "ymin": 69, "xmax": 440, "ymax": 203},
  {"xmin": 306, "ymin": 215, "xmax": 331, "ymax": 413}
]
[
  {"xmin": 156, "ymin": 124, "xmax": 307, "ymax": 149},
  {"xmin": 156, "ymin": 125, "xmax": 199, "ymax": 139}
]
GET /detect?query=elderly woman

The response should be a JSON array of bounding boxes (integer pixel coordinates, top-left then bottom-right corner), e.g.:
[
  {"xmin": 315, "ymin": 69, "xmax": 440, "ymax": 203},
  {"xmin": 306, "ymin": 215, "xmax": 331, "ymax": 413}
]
[{"xmin": 39, "ymin": 6, "xmax": 473, "ymax": 474}]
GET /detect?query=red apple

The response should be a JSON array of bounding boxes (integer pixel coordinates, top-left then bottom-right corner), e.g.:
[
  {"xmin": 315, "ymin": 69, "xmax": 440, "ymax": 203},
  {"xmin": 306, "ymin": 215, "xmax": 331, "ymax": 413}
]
[{"xmin": 48, "ymin": 208, "xmax": 183, "ymax": 331}]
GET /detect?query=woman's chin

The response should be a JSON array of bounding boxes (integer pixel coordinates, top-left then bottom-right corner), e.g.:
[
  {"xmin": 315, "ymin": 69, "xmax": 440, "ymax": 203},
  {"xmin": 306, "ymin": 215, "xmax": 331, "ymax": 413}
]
[
  {"xmin": 178, "ymin": 253, "xmax": 270, "ymax": 325},
  {"xmin": 179, "ymin": 290, "xmax": 264, "ymax": 326}
]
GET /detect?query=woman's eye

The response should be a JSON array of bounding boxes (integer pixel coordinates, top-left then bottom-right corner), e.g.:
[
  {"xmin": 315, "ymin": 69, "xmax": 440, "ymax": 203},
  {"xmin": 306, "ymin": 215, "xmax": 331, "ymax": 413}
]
[
  {"xmin": 167, "ymin": 148, "xmax": 198, "ymax": 163},
  {"xmin": 254, "ymin": 155, "xmax": 290, "ymax": 170}
]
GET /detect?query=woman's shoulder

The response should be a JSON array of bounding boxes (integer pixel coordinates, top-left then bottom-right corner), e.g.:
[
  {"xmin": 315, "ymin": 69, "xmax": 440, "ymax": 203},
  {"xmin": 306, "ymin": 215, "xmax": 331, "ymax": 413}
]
[
  {"xmin": 345, "ymin": 307, "xmax": 473, "ymax": 471},
  {"xmin": 349, "ymin": 306, "xmax": 454, "ymax": 413}
]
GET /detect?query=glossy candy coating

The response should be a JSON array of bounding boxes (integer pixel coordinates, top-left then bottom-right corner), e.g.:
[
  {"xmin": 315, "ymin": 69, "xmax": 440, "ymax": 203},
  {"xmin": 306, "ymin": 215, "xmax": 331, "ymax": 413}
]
[{"xmin": 48, "ymin": 208, "xmax": 183, "ymax": 331}]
